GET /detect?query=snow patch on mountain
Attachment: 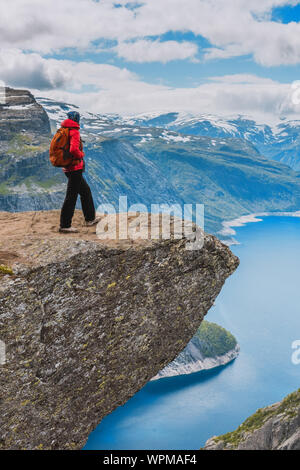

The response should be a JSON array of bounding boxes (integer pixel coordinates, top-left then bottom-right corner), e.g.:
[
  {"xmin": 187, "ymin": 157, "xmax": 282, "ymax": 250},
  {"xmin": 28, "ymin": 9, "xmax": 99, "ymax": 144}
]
[{"xmin": 37, "ymin": 96, "xmax": 300, "ymax": 170}]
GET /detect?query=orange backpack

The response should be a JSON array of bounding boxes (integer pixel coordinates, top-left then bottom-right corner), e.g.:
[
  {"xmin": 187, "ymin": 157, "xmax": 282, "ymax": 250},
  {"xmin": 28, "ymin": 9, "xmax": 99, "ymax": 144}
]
[{"xmin": 49, "ymin": 127, "xmax": 73, "ymax": 167}]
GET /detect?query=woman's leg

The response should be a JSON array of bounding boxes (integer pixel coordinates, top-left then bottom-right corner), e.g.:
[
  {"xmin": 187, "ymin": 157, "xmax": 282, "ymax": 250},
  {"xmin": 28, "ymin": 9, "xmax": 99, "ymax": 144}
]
[
  {"xmin": 60, "ymin": 171, "xmax": 82, "ymax": 228},
  {"xmin": 78, "ymin": 175, "xmax": 96, "ymax": 222}
]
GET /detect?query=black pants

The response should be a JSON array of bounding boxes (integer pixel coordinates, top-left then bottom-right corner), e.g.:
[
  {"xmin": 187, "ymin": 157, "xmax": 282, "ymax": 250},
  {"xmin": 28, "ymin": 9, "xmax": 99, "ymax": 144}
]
[{"xmin": 60, "ymin": 170, "xmax": 95, "ymax": 228}]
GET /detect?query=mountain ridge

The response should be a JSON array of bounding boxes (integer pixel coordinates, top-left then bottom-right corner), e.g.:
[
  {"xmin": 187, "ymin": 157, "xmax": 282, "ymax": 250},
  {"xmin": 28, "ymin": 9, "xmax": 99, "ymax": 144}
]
[
  {"xmin": 3, "ymin": 90, "xmax": 300, "ymax": 238},
  {"xmin": 38, "ymin": 95, "xmax": 300, "ymax": 235},
  {"xmin": 116, "ymin": 111, "xmax": 300, "ymax": 171}
]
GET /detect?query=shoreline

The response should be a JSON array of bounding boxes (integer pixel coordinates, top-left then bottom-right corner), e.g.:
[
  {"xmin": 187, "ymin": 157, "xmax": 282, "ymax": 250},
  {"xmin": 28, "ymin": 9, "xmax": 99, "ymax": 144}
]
[{"xmin": 151, "ymin": 344, "xmax": 240, "ymax": 381}]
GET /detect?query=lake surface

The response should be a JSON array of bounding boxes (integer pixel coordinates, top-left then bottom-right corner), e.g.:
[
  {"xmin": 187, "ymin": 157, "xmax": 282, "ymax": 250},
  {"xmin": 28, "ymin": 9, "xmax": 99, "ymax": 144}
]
[{"xmin": 84, "ymin": 215, "xmax": 300, "ymax": 450}]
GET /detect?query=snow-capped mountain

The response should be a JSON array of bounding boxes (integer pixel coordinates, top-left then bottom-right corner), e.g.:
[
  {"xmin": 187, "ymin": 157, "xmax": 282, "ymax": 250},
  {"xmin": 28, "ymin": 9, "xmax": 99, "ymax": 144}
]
[
  {"xmin": 116, "ymin": 111, "xmax": 300, "ymax": 170},
  {"xmin": 36, "ymin": 97, "xmax": 115, "ymax": 135},
  {"xmin": 32, "ymin": 95, "xmax": 300, "ymax": 237},
  {"xmin": 37, "ymin": 97, "xmax": 259, "ymax": 156},
  {"xmin": 37, "ymin": 99, "xmax": 300, "ymax": 170}
]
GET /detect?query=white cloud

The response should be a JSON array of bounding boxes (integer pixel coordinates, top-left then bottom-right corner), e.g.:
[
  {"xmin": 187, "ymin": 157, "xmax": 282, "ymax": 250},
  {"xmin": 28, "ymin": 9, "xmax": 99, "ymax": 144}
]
[
  {"xmin": 5, "ymin": 50, "xmax": 292, "ymax": 124},
  {"xmin": 208, "ymin": 74, "xmax": 278, "ymax": 85},
  {"xmin": 203, "ymin": 18, "xmax": 300, "ymax": 66},
  {"xmin": 1, "ymin": 0, "xmax": 300, "ymax": 66},
  {"xmin": 0, "ymin": 49, "xmax": 71, "ymax": 90},
  {"xmin": 1, "ymin": 1, "xmax": 300, "ymax": 124},
  {"xmin": 1, "ymin": 48, "xmax": 298, "ymax": 124},
  {"xmin": 0, "ymin": 0, "xmax": 134, "ymax": 52},
  {"xmin": 114, "ymin": 40, "xmax": 198, "ymax": 63}
]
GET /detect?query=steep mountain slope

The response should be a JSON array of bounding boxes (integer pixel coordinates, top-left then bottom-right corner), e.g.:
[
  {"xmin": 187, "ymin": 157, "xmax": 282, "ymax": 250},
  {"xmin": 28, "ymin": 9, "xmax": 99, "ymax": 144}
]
[
  {"xmin": 204, "ymin": 389, "xmax": 300, "ymax": 450},
  {"xmin": 0, "ymin": 88, "xmax": 65, "ymax": 211},
  {"xmin": 0, "ymin": 91, "xmax": 181, "ymax": 213},
  {"xmin": 36, "ymin": 96, "xmax": 115, "ymax": 135},
  {"xmin": 0, "ymin": 88, "xmax": 50, "ymax": 139},
  {"xmin": 117, "ymin": 111, "xmax": 276, "ymax": 153},
  {"xmin": 38, "ymin": 97, "xmax": 300, "ymax": 235},
  {"xmin": 3, "ymin": 93, "xmax": 300, "ymax": 236},
  {"xmin": 118, "ymin": 112, "xmax": 300, "ymax": 171},
  {"xmin": 84, "ymin": 138, "xmax": 181, "ymax": 210},
  {"xmin": 139, "ymin": 136, "xmax": 300, "ymax": 234},
  {"xmin": 269, "ymin": 120, "xmax": 300, "ymax": 170}
]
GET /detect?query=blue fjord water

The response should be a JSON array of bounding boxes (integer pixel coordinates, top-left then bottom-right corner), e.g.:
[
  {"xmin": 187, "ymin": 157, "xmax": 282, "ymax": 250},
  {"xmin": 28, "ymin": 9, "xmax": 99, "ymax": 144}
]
[{"xmin": 84, "ymin": 215, "xmax": 300, "ymax": 450}]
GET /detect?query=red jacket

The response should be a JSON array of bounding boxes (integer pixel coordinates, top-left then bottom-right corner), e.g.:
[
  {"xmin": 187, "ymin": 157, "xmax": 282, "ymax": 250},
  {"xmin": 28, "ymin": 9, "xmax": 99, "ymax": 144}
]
[{"xmin": 61, "ymin": 119, "xmax": 84, "ymax": 172}]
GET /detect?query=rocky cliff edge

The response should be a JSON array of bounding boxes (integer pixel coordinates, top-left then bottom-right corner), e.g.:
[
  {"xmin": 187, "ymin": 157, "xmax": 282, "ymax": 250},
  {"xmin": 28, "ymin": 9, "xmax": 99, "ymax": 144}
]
[{"xmin": 0, "ymin": 210, "xmax": 239, "ymax": 449}]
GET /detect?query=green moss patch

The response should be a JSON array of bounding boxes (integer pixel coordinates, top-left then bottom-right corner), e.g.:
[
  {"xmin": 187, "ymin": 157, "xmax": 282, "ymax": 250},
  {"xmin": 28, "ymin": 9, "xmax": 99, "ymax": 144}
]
[
  {"xmin": 0, "ymin": 182, "xmax": 10, "ymax": 195},
  {"xmin": 6, "ymin": 133, "xmax": 48, "ymax": 157},
  {"xmin": 196, "ymin": 321, "xmax": 237, "ymax": 358},
  {"xmin": 214, "ymin": 388, "xmax": 300, "ymax": 448},
  {"xmin": 0, "ymin": 264, "xmax": 14, "ymax": 275}
]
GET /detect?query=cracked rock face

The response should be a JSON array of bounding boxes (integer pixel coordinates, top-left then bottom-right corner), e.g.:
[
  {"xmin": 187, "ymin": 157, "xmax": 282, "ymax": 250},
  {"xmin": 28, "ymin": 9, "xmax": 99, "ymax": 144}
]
[
  {"xmin": 0, "ymin": 210, "xmax": 238, "ymax": 450},
  {"xmin": 0, "ymin": 87, "xmax": 51, "ymax": 139},
  {"xmin": 0, "ymin": 88, "xmax": 65, "ymax": 213}
]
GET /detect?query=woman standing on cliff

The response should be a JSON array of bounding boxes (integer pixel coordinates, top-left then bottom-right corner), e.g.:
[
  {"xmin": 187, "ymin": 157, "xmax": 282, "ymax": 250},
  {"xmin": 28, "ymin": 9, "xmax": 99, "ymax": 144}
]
[{"xmin": 59, "ymin": 111, "xmax": 100, "ymax": 233}]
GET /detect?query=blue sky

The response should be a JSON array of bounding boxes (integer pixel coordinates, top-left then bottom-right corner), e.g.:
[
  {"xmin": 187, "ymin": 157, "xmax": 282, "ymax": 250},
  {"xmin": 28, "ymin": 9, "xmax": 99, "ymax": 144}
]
[
  {"xmin": 1, "ymin": 0, "xmax": 300, "ymax": 121},
  {"xmin": 272, "ymin": 2, "xmax": 300, "ymax": 22}
]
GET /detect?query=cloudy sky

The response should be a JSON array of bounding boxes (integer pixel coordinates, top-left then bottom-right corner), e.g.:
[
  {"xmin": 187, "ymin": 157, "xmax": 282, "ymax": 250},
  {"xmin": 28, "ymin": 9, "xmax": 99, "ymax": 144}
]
[{"xmin": 1, "ymin": 0, "xmax": 300, "ymax": 121}]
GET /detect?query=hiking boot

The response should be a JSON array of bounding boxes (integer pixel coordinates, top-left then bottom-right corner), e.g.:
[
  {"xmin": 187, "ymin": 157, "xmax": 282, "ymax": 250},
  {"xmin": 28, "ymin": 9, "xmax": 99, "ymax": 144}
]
[
  {"xmin": 59, "ymin": 227, "xmax": 79, "ymax": 233},
  {"xmin": 85, "ymin": 217, "xmax": 101, "ymax": 227}
]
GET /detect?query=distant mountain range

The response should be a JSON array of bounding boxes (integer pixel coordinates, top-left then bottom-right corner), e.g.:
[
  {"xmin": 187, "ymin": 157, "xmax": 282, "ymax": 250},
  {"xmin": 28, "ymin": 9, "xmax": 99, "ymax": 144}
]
[
  {"xmin": 37, "ymin": 97, "xmax": 300, "ymax": 174},
  {"xmin": 115, "ymin": 111, "xmax": 300, "ymax": 171},
  {"xmin": 2, "ymin": 89, "xmax": 300, "ymax": 236},
  {"xmin": 36, "ymin": 97, "xmax": 300, "ymax": 235}
]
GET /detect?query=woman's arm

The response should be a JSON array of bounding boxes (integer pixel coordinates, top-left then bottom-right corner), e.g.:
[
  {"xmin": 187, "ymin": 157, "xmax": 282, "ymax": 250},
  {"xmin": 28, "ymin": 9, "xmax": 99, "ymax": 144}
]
[{"xmin": 69, "ymin": 129, "xmax": 84, "ymax": 160}]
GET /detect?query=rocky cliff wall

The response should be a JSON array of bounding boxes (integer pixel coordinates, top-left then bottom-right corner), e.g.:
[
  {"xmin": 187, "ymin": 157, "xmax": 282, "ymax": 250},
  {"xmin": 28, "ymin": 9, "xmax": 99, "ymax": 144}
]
[
  {"xmin": 204, "ymin": 389, "xmax": 300, "ymax": 450},
  {"xmin": 0, "ymin": 87, "xmax": 51, "ymax": 139}
]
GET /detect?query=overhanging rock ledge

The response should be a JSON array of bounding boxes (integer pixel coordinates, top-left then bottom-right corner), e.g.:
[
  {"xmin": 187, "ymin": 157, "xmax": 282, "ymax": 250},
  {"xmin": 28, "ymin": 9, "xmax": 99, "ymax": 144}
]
[{"xmin": 0, "ymin": 210, "xmax": 239, "ymax": 450}]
